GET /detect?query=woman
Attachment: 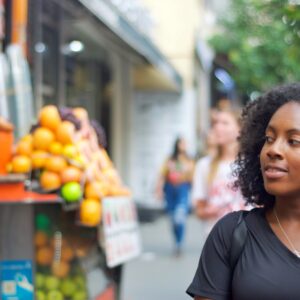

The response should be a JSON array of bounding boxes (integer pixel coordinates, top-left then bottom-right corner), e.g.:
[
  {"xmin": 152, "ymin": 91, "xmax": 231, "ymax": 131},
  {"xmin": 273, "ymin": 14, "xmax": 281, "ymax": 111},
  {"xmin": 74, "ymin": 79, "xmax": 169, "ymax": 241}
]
[
  {"xmin": 193, "ymin": 107, "xmax": 245, "ymax": 235},
  {"xmin": 187, "ymin": 83, "xmax": 300, "ymax": 299},
  {"xmin": 157, "ymin": 137, "xmax": 194, "ymax": 256}
]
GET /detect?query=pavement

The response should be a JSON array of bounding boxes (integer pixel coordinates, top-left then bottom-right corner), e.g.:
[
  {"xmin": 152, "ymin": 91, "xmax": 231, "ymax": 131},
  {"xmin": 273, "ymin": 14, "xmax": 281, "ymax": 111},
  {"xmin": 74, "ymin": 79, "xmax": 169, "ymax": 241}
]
[{"xmin": 120, "ymin": 215, "xmax": 206, "ymax": 300}]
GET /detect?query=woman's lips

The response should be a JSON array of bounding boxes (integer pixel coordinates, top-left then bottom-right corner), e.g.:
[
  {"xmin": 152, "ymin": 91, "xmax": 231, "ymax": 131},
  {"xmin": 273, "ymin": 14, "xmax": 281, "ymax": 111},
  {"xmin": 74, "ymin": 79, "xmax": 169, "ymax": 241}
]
[{"xmin": 264, "ymin": 166, "xmax": 288, "ymax": 179}]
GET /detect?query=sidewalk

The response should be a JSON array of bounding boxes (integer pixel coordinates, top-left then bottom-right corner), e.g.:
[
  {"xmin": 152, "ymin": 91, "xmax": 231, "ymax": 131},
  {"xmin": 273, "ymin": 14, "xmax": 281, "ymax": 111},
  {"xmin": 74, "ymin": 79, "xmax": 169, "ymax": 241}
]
[{"xmin": 121, "ymin": 215, "xmax": 206, "ymax": 300}]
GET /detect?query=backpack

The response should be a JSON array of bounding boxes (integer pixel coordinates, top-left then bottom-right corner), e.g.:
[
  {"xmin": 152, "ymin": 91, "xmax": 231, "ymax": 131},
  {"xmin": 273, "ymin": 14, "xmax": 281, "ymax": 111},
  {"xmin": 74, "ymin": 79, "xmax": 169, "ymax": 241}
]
[{"xmin": 229, "ymin": 211, "xmax": 249, "ymax": 270}]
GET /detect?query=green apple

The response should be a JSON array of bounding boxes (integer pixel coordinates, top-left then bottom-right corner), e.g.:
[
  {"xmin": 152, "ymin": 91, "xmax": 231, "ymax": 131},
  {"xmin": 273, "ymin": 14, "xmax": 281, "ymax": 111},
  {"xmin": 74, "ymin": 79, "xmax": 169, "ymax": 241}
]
[
  {"xmin": 47, "ymin": 290, "xmax": 64, "ymax": 300},
  {"xmin": 36, "ymin": 290, "xmax": 46, "ymax": 300},
  {"xmin": 73, "ymin": 290, "xmax": 88, "ymax": 300},
  {"xmin": 73, "ymin": 275, "xmax": 85, "ymax": 289},
  {"xmin": 35, "ymin": 273, "xmax": 45, "ymax": 289},
  {"xmin": 61, "ymin": 182, "xmax": 82, "ymax": 202},
  {"xmin": 45, "ymin": 276, "xmax": 60, "ymax": 291},
  {"xmin": 60, "ymin": 278, "xmax": 77, "ymax": 297}
]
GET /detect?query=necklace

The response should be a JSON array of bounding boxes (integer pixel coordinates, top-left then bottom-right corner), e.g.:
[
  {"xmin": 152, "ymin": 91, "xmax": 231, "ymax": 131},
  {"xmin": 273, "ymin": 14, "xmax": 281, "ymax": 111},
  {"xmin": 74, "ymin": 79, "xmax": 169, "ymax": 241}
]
[{"xmin": 273, "ymin": 208, "xmax": 300, "ymax": 258}]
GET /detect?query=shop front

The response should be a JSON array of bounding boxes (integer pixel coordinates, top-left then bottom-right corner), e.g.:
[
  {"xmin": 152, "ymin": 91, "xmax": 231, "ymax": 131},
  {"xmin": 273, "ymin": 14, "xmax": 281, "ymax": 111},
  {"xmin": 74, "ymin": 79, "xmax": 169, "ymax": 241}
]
[{"xmin": 0, "ymin": 1, "xmax": 182, "ymax": 299}]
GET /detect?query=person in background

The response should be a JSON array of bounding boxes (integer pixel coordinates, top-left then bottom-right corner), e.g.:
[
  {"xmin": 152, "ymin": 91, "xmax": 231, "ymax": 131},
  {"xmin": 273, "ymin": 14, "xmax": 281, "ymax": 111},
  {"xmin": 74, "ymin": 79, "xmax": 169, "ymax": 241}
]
[
  {"xmin": 156, "ymin": 137, "xmax": 194, "ymax": 256},
  {"xmin": 204, "ymin": 128, "xmax": 217, "ymax": 158},
  {"xmin": 193, "ymin": 106, "xmax": 245, "ymax": 235}
]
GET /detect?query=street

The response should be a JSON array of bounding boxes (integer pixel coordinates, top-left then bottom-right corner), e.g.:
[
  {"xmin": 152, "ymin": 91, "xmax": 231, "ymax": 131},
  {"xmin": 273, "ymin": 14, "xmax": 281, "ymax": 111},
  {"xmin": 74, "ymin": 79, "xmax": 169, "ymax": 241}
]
[{"xmin": 121, "ymin": 215, "xmax": 205, "ymax": 300}]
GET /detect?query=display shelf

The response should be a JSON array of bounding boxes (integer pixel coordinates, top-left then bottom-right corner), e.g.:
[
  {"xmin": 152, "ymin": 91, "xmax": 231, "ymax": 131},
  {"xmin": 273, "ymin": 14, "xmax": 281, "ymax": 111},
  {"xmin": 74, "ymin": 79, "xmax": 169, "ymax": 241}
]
[{"xmin": 0, "ymin": 175, "xmax": 61, "ymax": 204}]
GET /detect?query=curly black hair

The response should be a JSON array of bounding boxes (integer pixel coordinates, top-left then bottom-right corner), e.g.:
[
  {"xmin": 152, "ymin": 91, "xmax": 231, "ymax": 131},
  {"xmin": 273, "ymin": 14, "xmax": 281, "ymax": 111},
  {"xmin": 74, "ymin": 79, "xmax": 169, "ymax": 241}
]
[{"xmin": 234, "ymin": 83, "xmax": 300, "ymax": 208}]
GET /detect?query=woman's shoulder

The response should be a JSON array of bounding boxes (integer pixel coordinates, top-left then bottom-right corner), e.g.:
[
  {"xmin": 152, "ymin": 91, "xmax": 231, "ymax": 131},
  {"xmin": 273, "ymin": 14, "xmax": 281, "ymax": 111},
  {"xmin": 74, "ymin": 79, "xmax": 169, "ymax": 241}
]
[
  {"xmin": 213, "ymin": 210, "xmax": 242, "ymax": 232},
  {"xmin": 216, "ymin": 207, "xmax": 263, "ymax": 226},
  {"xmin": 211, "ymin": 208, "xmax": 263, "ymax": 243}
]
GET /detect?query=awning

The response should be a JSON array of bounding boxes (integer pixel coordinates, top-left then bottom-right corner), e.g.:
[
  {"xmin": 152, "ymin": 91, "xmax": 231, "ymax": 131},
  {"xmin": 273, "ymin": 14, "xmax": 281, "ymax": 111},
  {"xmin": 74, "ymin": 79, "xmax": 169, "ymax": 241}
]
[{"xmin": 77, "ymin": 0, "xmax": 183, "ymax": 92}]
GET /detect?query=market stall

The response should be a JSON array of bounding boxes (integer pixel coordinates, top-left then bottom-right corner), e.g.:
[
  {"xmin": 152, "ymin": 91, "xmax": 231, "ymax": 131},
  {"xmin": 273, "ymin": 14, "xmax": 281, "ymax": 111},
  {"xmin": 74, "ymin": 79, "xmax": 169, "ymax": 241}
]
[{"xmin": 0, "ymin": 106, "xmax": 141, "ymax": 300}]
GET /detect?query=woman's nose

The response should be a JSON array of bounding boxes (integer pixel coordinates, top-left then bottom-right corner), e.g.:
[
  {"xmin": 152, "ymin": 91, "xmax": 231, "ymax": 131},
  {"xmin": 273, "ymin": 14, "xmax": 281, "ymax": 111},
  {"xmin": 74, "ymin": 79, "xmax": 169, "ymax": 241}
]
[{"xmin": 266, "ymin": 140, "xmax": 284, "ymax": 160}]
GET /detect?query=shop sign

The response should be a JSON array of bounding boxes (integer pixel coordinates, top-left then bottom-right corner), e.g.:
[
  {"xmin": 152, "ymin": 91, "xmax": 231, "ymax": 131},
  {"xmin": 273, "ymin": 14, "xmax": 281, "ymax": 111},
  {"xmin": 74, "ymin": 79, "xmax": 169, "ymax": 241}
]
[
  {"xmin": 0, "ymin": 260, "xmax": 33, "ymax": 300},
  {"xmin": 102, "ymin": 197, "xmax": 141, "ymax": 267}
]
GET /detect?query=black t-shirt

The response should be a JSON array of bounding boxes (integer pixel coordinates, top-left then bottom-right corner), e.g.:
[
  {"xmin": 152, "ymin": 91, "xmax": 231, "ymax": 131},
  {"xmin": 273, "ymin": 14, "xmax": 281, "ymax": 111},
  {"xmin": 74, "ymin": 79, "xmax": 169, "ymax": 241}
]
[{"xmin": 186, "ymin": 208, "xmax": 300, "ymax": 300}]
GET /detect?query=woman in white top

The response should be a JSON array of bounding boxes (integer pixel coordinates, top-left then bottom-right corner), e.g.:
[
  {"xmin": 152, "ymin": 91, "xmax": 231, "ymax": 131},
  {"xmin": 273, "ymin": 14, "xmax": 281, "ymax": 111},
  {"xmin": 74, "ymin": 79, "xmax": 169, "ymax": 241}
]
[{"xmin": 193, "ymin": 107, "xmax": 245, "ymax": 234}]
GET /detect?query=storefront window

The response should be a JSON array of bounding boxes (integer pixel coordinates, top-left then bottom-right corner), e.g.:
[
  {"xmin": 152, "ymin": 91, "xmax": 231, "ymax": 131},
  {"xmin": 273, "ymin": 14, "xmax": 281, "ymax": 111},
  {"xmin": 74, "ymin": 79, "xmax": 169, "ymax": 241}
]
[{"xmin": 29, "ymin": 0, "xmax": 112, "ymax": 151}]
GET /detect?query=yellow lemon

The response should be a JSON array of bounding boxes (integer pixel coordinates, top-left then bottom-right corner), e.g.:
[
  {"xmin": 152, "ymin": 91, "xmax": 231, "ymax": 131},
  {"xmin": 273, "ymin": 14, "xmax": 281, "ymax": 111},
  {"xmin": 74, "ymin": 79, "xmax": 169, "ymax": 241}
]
[{"xmin": 62, "ymin": 144, "xmax": 77, "ymax": 159}]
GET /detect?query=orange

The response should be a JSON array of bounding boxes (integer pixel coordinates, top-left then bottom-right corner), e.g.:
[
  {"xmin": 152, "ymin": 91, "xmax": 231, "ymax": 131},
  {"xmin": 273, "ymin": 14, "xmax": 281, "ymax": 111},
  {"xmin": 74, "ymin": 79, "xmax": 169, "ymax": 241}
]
[
  {"xmin": 80, "ymin": 198, "xmax": 102, "ymax": 226},
  {"xmin": 34, "ymin": 231, "xmax": 49, "ymax": 248},
  {"xmin": 51, "ymin": 261, "xmax": 70, "ymax": 278},
  {"xmin": 56, "ymin": 121, "xmax": 75, "ymax": 145},
  {"xmin": 36, "ymin": 246, "xmax": 54, "ymax": 266},
  {"xmin": 31, "ymin": 150, "xmax": 48, "ymax": 169},
  {"xmin": 16, "ymin": 139, "xmax": 33, "ymax": 156},
  {"xmin": 11, "ymin": 155, "xmax": 31, "ymax": 173},
  {"xmin": 84, "ymin": 181, "xmax": 106, "ymax": 199},
  {"xmin": 33, "ymin": 127, "xmax": 55, "ymax": 151},
  {"xmin": 49, "ymin": 142, "xmax": 63, "ymax": 155},
  {"xmin": 39, "ymin": 105, "xmax": 61, "ymax": 131},
  {"xmin": 40, "ymin": 171, "xmax": 61, "ymax": 190},
  {"xmin": 44, "ymin": 156, "xmax": 67, "ymax": 173},
  {"xmin": 21, "ymin": 134, "xmax": 33, "ymax": 143},
  {"xmin": 60, "ymin": 166, "xmax": 82, "ymax": 184},
  {"xmin": 61, "ymin": 245, "xmax": 75, "ymax": 262}
]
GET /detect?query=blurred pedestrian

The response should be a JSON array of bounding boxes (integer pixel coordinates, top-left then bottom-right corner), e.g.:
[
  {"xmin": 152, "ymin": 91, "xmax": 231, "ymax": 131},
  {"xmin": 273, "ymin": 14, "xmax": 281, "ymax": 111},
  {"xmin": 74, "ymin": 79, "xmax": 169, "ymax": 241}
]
[
  {"xmin": 156, "ymin": 137, "xmax": 194, "ymax": 256},
  {"xmin": 193, "ymin": 106, "xmax": 245, "ymax": 235},
  {"xmin": 187, "ymin": 83, "xmax": 300, "ymax": 299},
  {"xmin": 204, "ymin": 127, "xmax": 217, "ymax": 157}
]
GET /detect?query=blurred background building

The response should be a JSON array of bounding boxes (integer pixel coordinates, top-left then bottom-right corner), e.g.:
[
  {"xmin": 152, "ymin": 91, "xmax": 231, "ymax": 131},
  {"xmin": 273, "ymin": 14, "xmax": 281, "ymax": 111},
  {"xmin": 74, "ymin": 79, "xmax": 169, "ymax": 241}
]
[{"xmin": 3, "ymin": 0, "xmax": 235, "ymax": 207}]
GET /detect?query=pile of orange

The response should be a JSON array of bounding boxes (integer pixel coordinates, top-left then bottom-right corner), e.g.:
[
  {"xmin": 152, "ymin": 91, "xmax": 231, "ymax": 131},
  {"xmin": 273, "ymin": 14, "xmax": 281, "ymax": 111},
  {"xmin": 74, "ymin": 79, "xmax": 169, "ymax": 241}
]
[
  {"xmin": 9, "ymin": 105, "xmax": 84, "ymax": 192},
  {"xmin": 9, "ymin": 105, "xmax": 131, "ymax": 227}
]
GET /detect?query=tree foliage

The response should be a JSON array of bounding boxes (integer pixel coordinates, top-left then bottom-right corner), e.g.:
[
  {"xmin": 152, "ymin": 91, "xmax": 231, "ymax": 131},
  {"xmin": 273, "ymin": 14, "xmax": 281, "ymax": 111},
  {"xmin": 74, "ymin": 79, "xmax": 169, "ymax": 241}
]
[{"xmin": 209, "ymin": 0, "xmax": 300, "ymax": 96}]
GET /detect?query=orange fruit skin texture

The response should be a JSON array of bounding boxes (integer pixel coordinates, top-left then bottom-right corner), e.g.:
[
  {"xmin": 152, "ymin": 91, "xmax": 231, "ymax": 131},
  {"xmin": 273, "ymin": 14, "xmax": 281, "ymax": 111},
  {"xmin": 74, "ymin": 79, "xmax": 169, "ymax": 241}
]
[
  {"xmin": 39, "ymin": 105, "xmax": 61, "ymax": 131},
  {"xmin": 36, "ymin": 246, "xmax": 54, "ymax": 266},
  {"xmin": 56, "ymin": 121, "xmax": 75, "ymax": 145},
  {"xmin": 31, "ymin": 150, "xmax": 48, "ymax": 169},
  {"xmin": 11, "ymin": 155, "xmax": 31, "ymax": 173},
  {"xmin": 40, "ymin": 171, "xmax": 61, "ymax": 190},
  {"xmin": 49, "ymin": 142, "xmax": 63, "ymax": 155},
  {"xmin": 44, "ymin": 156, "xmax": 67, "ymax": 173},
  {"xmin": 34, "ymin": 231, "xmax": 49, "ymax": 248},
  {"xmin": 80, "ymin": 198, "xmax": 102, "ymax": 226},
  {"xmin": 16, "ymin": 139, "xmax": 33, "ymax": 156},
  {"xmin": 61, "ymin": 245, "xmax": 75, "ymax": 262},
  {"xmin": 84, "ymin": 181, "xmax": 106, "ymax": 199},
  {"xmin": 51, "ymin": 261, "xmax": 71, "ymax": 278},
  {"xmin": 33, "ymin": 127, "xmax": 55, "ymax": 151},
  {"xmin": 60, "ymin": 166, "xmax": 82, "ymax": 184}
]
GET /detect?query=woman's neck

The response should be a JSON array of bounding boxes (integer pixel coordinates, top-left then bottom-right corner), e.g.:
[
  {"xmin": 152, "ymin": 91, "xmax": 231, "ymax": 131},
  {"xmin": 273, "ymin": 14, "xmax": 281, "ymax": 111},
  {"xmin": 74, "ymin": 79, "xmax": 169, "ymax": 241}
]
[{"xmin": 275, "ymin": 197, "xmax": 300, "ymax": 221}]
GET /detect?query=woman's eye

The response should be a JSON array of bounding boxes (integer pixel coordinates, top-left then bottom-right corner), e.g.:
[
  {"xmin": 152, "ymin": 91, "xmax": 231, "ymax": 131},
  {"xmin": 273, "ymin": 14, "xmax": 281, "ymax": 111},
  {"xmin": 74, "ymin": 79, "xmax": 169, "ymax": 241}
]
[
  {"xmin": 289, "ymin": 139, "xmax": 300, "ymax": 145},
  {"xmin": 265, "ymin": 136, "xmax": 274, "ymax": 143}
]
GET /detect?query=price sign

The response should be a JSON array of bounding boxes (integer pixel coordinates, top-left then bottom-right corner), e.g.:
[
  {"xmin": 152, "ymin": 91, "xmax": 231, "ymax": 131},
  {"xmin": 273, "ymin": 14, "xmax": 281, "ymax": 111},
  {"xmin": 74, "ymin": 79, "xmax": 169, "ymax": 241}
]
[{"xmin": 102, "ymin": 197, "xmax": 141, "ymax": 267}]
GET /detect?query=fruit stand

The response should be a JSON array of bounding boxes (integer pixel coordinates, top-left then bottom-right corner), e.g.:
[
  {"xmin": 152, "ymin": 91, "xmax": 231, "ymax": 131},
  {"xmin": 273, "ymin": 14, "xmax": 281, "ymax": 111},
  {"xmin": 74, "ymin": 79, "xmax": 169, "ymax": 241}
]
[{"xmin": 0, "ymin": 106, "xmax": 141, "ymax": 300}]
